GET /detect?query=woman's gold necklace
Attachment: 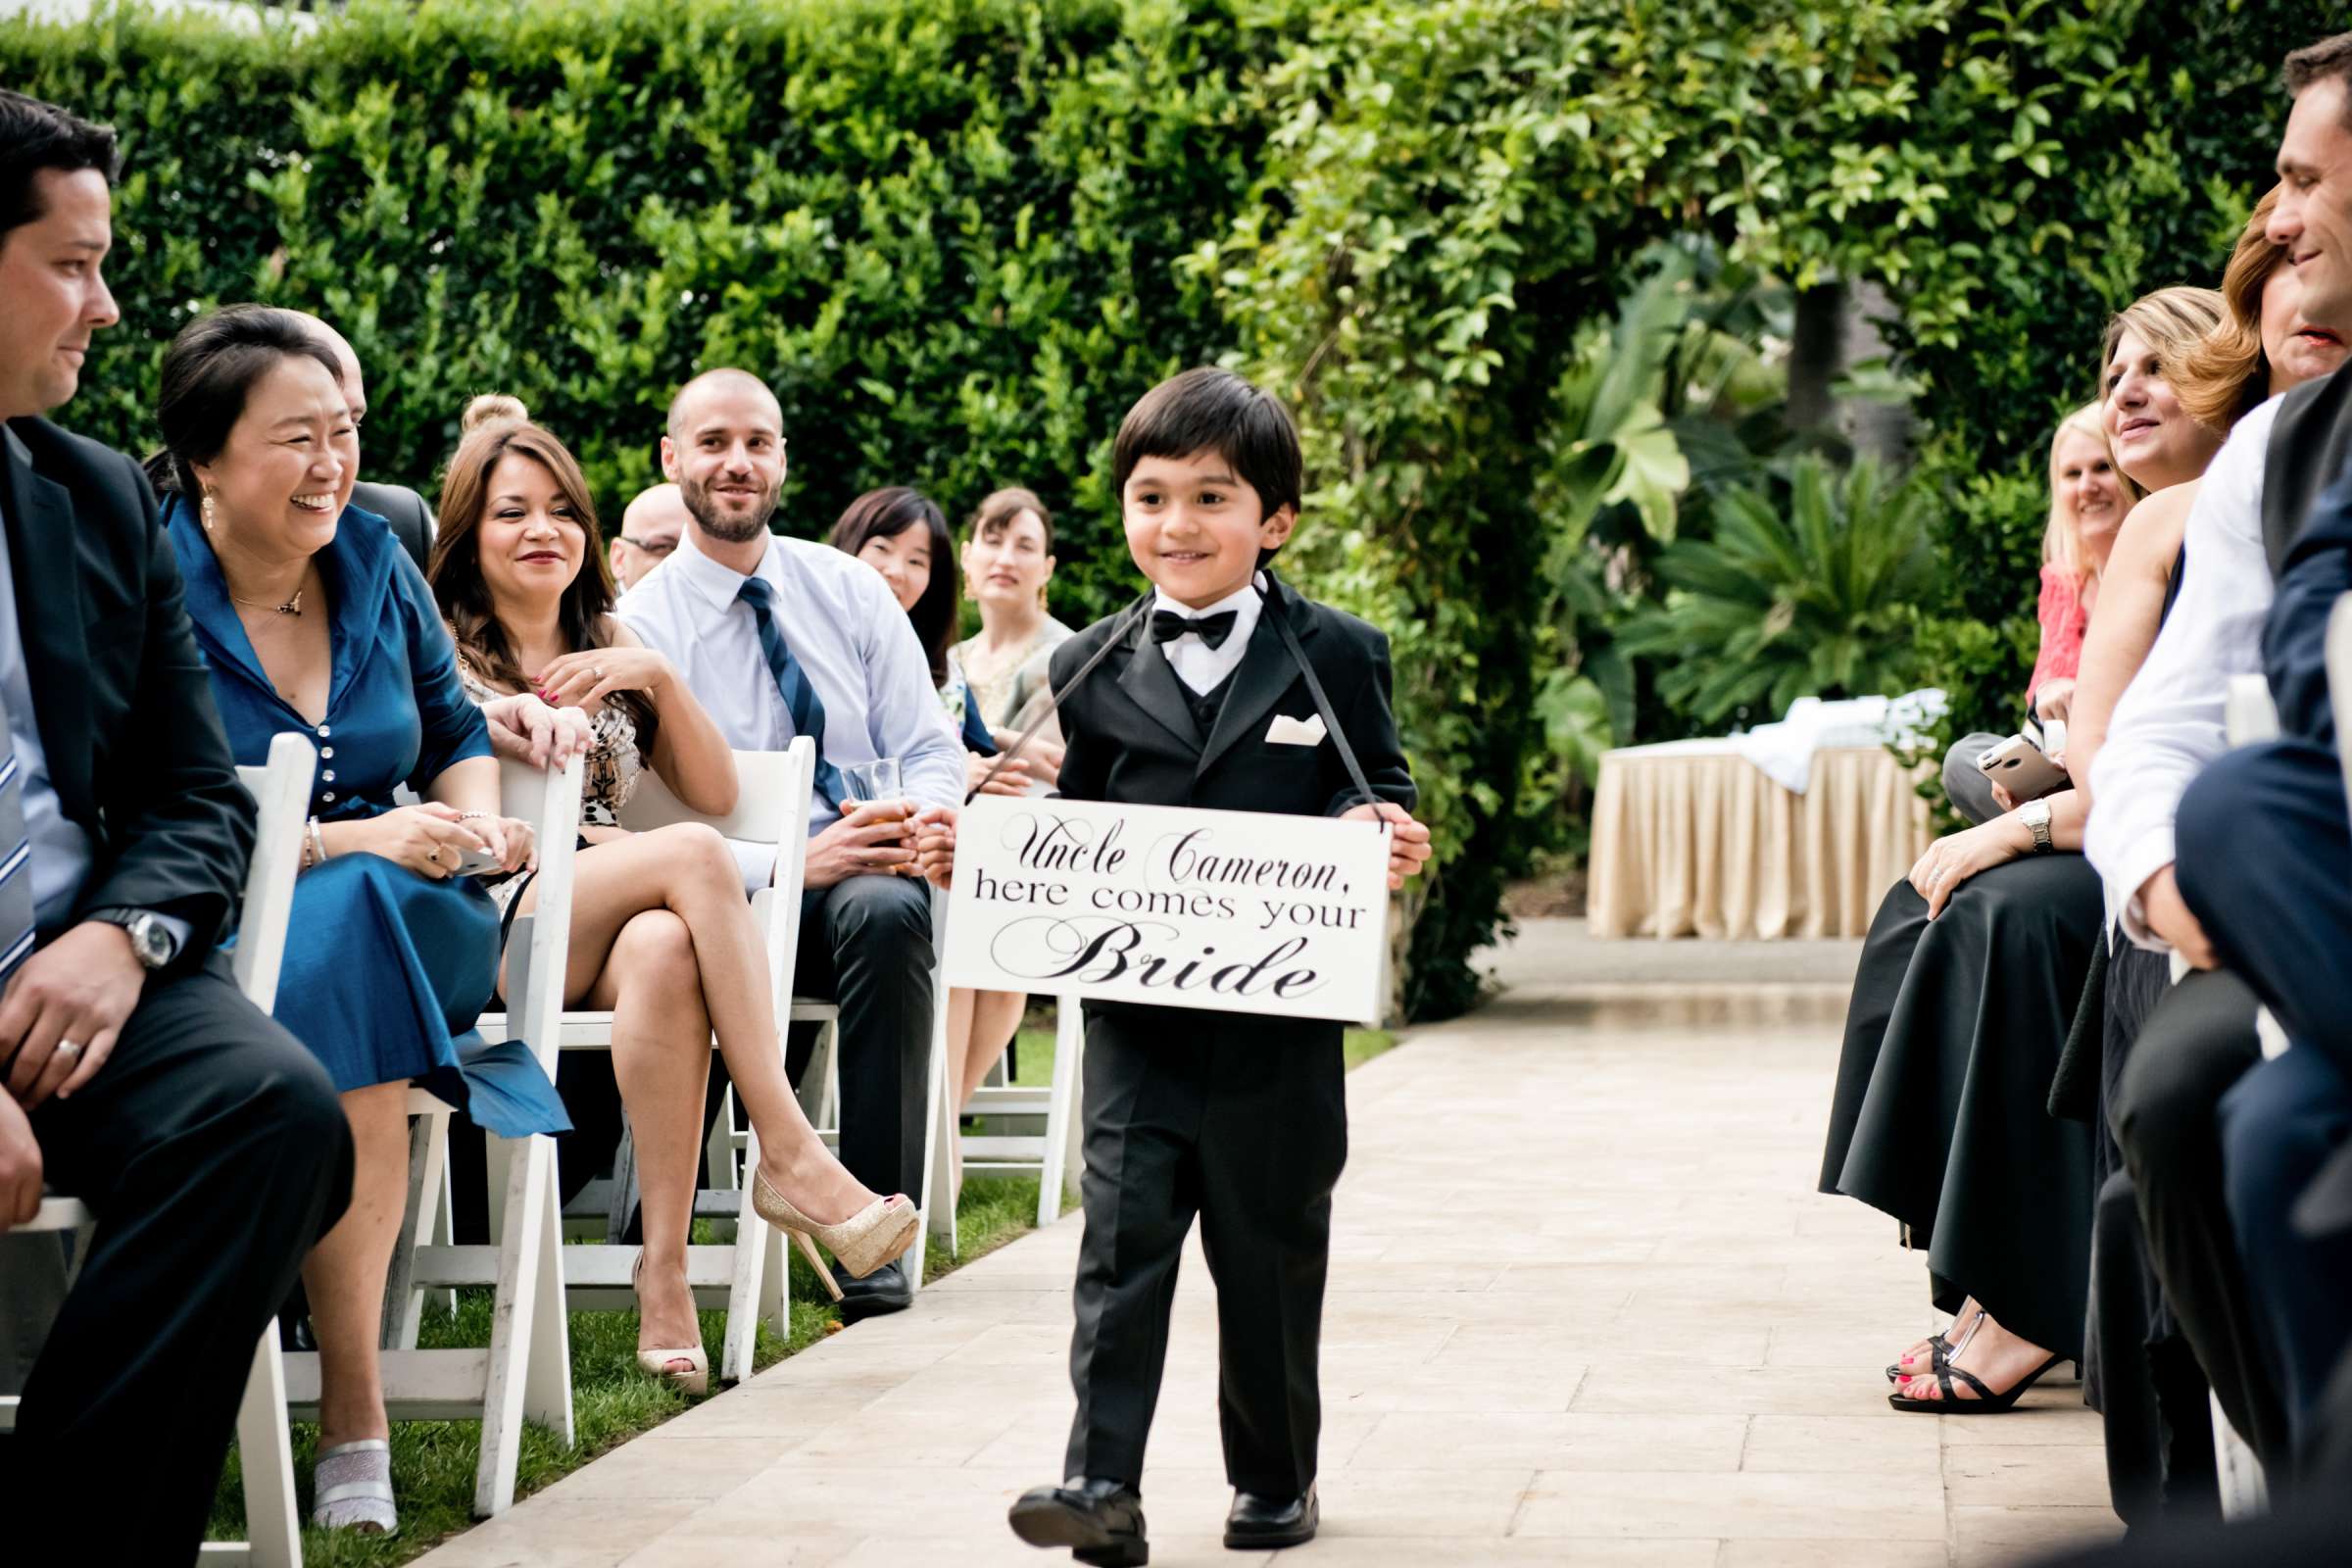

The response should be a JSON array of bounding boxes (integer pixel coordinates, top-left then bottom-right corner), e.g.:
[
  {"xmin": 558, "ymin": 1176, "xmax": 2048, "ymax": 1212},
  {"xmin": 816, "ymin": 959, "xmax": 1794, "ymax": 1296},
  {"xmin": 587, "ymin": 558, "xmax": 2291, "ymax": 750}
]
[{"xmin": 228, "ymin": 568, "xmax": 308, "ymax": 616}]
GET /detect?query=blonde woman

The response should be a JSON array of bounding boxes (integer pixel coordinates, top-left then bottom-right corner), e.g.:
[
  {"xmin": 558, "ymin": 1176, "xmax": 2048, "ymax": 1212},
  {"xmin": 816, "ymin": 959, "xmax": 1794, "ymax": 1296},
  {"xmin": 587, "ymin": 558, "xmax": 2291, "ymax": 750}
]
[
  {"xmin": 2072, "ymin": 191, "xmax": 2348, "ymax": 793},
  {"xmin": 2025, "ymin": 405, "xmax": 2137, "ymax": 723},
  {"xmin": 1940, "ymin": 406, "xmax": 2137, "ymax": 824}
]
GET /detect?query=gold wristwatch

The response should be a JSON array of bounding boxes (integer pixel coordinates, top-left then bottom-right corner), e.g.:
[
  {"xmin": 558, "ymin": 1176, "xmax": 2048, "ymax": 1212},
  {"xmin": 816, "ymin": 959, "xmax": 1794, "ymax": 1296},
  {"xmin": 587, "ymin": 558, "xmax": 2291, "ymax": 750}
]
[{"xmin": 2020, "ymin": 798, "xmax": 2055, "ymax": 854}]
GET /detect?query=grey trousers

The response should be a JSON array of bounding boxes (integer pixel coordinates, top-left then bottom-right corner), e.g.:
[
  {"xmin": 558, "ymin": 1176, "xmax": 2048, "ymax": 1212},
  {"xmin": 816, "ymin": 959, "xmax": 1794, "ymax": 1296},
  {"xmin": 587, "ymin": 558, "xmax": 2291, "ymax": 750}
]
[{"xmin": 1942, "ymin": 733, "xmax": 2007, "ymax": 825}]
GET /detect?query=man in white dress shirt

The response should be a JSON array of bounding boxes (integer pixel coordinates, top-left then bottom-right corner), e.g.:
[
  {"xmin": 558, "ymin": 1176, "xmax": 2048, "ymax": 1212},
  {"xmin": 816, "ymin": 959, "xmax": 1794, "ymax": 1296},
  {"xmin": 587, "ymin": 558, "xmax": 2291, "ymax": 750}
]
[{"xmin": 619, "ymin": 369, "xmax": 960, "ymax": 1315}]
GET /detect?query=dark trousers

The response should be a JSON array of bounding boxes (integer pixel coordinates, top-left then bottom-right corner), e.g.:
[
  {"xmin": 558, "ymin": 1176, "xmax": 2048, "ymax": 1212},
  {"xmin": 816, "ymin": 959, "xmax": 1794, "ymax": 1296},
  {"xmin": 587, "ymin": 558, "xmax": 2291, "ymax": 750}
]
[
  {"xmin": 2177, "ymin": 738, "xmax": 2352, "ymax": 1466},
  {"xmin": 2176, "ymin": 739, "xmax": 2352, "ymax": 1078},
  {"xmin": 2110, "ymin": 967, "xmax": 2286, "ymax": 1464},
  {"xmin": 1064, "ymin": 1008, "xmax": 1347, "ymax": 1498},
  {"xmin": 2219, "ymin": 1047, "xmax": 2352, "ymax": 1461},
  {"xmin": 0, "ymin": 960, "xmax": 352, "ymax": 1557},
  {"xmin": 2091, "ymin": 1171, "xmax": 2218, "ymax": 1525},
  {"xmin": 787, "ymin": 873, "xmax": 934, "ymax": 1201},
  {"xmin": 1941, "ymin": 733, "xmax": 2007, "ymax": 826}
]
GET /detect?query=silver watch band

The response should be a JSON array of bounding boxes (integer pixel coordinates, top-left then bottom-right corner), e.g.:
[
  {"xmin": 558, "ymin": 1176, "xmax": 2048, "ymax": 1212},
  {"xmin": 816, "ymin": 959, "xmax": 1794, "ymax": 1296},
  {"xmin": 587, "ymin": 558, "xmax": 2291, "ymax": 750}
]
[{"xmin": 2024, "ymin": 802, "xmax": 2054, "ymax": 854}]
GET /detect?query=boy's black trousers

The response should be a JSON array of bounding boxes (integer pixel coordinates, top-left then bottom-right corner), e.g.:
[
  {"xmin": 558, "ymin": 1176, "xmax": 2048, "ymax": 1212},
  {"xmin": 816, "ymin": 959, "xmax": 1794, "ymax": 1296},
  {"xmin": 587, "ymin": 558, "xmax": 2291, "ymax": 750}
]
[{"xmin": 1063, "ymin": 1004, "xmax": 1348, "ymax": 1499}]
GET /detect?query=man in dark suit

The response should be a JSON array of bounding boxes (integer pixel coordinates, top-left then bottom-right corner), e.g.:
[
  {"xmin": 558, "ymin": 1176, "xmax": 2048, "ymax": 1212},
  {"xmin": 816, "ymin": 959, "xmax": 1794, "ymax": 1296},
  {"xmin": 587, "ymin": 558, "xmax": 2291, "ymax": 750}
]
[
  {"xmin": 293, "ymin": 313, "xmax": 436, "ymax": 574},
  {"xmin": 0, "ymin": 91, "xmax": 353, "ymax": 1555}
]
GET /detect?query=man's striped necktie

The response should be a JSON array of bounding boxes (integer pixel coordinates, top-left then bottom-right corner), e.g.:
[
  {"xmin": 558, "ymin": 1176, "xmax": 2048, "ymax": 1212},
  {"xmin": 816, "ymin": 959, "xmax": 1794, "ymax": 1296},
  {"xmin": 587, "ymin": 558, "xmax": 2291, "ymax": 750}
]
[
  {"xmin": 736, "ymin": 576, "xmax": 846, "ymax": 810},
  {"xmin": 0, "ymin": 731, "xmax": 36, "ymax": 979}
]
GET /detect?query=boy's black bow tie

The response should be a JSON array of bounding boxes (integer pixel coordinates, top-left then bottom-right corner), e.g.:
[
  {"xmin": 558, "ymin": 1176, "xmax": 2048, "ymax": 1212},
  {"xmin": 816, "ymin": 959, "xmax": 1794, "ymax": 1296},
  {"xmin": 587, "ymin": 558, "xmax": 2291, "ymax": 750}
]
[{"xmin": 1151, "ymin": 609, "xmax": 1239, "ymax": 650}]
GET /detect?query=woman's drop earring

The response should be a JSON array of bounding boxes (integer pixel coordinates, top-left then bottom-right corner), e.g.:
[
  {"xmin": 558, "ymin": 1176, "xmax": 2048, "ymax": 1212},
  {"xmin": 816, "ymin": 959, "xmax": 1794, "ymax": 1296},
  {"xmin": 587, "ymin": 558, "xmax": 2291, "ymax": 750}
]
[{"xmin": 200, "ymin": 489, "xmax": 218, "ymax": 532}]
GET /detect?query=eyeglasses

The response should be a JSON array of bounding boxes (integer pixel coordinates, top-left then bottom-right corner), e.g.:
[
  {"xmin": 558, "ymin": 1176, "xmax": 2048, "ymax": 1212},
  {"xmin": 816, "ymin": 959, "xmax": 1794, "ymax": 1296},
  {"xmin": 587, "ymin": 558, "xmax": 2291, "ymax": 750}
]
[{"xmin": 618, "ymin": 535, "xmax": 678, "ymax": 557}]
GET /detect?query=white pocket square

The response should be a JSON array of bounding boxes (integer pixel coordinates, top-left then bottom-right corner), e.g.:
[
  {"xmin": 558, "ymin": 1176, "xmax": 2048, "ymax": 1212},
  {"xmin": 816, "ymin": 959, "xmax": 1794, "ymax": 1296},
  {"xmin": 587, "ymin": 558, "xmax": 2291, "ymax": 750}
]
[{"xmin": 1265, "ymin": 713, "xmax": 1327, "ymax": 747}]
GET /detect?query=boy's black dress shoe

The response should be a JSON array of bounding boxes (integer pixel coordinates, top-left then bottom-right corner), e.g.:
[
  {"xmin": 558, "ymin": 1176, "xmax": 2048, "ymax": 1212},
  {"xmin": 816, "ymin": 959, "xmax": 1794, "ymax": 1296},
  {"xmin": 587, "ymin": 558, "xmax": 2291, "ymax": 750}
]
[
  {"xmin": 1007, "ymin": 1477, "xmax": 1149, "ymax": 1565},
  {"xmin": 1224, "ymin": 1484, "xmax": 1317, "ymax": 1549},
  {"xmin": 832, "ymin": 1257, "xmax": 913, "ymax": 1323}
]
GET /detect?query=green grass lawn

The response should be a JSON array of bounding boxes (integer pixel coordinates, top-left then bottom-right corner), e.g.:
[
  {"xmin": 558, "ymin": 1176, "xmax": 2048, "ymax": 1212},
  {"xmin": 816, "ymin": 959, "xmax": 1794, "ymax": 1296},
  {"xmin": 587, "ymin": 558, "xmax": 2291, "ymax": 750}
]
[{"xmin": 214, "ymin": 1021, "xmax": 1396, "ymax": 1563}]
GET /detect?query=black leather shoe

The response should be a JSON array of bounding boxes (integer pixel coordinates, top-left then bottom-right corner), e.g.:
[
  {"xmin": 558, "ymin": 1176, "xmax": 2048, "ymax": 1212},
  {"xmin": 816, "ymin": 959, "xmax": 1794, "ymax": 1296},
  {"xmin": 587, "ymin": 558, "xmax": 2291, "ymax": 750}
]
[
  {"xmin": 833, "ymin": 1257, "xmax": 914, "ymax": 1324},
  {"xmin": 1007, "ymin": 1476, "xmax": 1149, "ymax": 1565},
  {"xmin": 1224, "ymin": 1484, "xmax": 1316, "ymax": 1549}
]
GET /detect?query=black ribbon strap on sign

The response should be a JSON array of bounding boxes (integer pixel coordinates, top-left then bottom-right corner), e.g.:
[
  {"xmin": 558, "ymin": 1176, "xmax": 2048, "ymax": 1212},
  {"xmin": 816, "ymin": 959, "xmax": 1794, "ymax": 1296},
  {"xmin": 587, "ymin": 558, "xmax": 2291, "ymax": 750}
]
[
  {"xmin": 963, "ymin": 592, "xmax": 1153, "ymax": 805},
  {"xmin": 963, "ymin": 575, "xmax": 1386, "ymax": 815},
  {"xmin": 1258, "ymin": 580, "xmax": 1383, "ymax": 814}
]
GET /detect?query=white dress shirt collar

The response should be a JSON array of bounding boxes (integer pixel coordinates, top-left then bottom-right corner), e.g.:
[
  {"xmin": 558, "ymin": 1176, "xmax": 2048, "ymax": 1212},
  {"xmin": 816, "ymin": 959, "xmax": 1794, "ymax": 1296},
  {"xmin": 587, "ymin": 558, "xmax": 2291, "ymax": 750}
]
[
  {"xmin": 1152, "ymin": 572, "xmax": 1266, "ymax": 696},
  {"xmin": 666, "ymin": 523, "xmax": 776, "ymax": 615}
]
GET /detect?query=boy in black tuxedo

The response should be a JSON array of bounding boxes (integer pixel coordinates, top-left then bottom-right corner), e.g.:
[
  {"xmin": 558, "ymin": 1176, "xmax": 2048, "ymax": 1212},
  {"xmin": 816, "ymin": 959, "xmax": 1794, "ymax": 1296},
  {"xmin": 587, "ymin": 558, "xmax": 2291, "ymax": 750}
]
[{"xmin": 924, "ymin": 368, "xmax": 1431, "ymax": 1562}]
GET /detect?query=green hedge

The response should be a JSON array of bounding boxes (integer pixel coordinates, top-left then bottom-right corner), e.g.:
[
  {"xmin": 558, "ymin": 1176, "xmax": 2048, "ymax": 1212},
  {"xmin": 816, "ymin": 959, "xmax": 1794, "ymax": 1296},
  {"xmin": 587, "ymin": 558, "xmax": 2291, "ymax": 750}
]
[
  {"xmin": 9, "ymin": 0, "xmax": 1264, "ymax": 617},
  {"xmin": 7, "ymin": 0, "xmax": 2344, "ymax": 1016}
]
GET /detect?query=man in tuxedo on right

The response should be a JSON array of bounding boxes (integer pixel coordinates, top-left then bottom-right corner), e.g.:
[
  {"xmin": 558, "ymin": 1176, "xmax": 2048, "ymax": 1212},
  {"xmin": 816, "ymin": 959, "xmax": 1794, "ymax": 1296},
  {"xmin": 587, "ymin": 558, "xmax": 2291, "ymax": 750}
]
[{"xmin": 0, "ymin": 90, "xmax": 353, "ymax": 1556}]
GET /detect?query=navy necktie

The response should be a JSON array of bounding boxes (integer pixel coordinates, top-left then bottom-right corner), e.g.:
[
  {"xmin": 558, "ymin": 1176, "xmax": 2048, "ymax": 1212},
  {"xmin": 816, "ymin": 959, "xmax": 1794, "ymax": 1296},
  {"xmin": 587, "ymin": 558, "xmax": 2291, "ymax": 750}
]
[
  {"xmin": 737, "ymin": 576, "xmax": 846, "ymax": 810},
  {"xmin": 1151, "ymin": 609, "xmax": 1239, "ymax": 650}
]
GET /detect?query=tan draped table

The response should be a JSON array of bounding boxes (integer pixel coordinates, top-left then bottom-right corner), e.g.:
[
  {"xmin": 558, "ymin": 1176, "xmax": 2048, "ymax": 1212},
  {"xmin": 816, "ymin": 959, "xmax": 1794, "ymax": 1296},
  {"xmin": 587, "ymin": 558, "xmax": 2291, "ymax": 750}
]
[{"xmin": 1587, "ymin": 740, "xmax": 1933, "ymax": 940}]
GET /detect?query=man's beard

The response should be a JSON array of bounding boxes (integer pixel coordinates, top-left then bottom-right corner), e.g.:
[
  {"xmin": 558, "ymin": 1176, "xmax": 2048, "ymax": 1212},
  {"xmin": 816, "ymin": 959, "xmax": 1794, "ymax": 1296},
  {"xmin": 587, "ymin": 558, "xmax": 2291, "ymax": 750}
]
[{"xmin": 681, "ymin": 471, "xmax": 779, "ymax": 543}]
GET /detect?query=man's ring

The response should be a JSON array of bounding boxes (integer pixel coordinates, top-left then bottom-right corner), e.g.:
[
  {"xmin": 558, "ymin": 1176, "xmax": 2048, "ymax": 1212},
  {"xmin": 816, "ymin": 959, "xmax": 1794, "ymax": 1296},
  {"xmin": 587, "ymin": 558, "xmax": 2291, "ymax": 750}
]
[{"xmin": 55, "ymin": 1040, "xmax": 82, "ymax": 1059}]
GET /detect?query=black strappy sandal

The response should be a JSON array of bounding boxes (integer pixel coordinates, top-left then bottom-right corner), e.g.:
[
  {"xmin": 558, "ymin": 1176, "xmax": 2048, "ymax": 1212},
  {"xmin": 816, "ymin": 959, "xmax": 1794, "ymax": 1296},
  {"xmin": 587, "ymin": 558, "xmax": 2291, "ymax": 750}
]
[
  {"xmin": 1888, "ymin": 1313, "xmax": 2065, "ymax": 1414},
  {"xmin": 1885, "ymin": 1326, "xmax": 1959, "ymax": 1384}
]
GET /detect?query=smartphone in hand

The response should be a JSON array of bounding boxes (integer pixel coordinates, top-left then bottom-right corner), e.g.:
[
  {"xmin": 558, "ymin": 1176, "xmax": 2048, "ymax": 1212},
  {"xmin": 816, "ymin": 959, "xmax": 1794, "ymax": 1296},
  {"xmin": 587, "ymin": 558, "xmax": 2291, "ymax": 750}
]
[{"xmin": 1975, "ymin": 732, "xmax": 2068, "ymax": 801}]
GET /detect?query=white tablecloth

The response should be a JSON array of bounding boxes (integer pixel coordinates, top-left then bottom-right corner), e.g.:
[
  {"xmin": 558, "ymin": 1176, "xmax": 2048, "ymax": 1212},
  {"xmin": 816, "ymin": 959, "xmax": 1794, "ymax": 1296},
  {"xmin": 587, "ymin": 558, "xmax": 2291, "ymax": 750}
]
[{"xmin": 1587, "ymin": 742, "xmax": 1933, "ymax": 940}]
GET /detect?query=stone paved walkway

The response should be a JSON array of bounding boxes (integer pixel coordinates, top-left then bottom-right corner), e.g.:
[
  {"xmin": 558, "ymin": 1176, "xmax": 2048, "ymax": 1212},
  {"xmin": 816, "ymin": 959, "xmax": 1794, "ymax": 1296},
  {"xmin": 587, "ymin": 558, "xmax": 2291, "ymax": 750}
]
[{"xmin": 415, "ymin": 926, "xmax": 2121, "ymax": 1567}]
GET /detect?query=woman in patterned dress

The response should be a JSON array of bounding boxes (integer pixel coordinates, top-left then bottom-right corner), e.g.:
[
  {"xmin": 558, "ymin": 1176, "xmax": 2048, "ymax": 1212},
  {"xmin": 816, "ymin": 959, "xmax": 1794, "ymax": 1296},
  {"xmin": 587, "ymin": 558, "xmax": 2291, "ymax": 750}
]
[{"xmin": 427, "ymin": 398, "xmax": 916, "ymax": 1394}]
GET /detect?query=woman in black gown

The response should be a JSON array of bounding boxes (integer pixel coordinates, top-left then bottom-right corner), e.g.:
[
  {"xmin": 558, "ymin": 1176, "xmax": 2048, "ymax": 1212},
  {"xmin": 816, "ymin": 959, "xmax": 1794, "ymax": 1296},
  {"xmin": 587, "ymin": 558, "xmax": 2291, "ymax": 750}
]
[{"xmin": 1820, "ymin": 285, "xmax": 2227, "ymax": 1411}]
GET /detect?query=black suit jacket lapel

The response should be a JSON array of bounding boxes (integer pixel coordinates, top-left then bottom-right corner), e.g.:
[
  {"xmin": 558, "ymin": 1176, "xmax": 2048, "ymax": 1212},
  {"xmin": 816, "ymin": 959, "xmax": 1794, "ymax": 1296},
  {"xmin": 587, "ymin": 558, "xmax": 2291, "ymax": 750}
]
[
  {"xmin": 1114, "ymin": 611, "xmax": 1205, "ymax": 751},
  {"xmin": 1198, "ymin": 577, "xmax": 1317, "ymax": 781},
  {"xmin": 1, "ymin": 428, "xmax": 94, "ymax": 825}
]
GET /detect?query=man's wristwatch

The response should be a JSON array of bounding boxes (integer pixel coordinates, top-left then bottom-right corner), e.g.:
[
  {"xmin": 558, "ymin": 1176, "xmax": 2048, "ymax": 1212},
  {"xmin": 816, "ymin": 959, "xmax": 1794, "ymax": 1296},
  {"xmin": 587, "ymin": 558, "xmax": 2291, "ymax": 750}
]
[
  {"xmin": 2019, "ymin": 799, "xmax": 2055, "ymax": 855},
  {"xmin": 88, "ymin": 907, "xmax": 179, "ymax": 970}
]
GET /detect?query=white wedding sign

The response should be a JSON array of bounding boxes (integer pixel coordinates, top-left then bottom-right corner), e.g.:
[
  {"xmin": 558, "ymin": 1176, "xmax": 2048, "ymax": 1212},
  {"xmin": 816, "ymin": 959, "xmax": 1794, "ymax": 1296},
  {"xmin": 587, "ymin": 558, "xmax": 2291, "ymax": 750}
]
[{"xmin": 943, "ymin": 795, "xmax": 1393, "ymax": 1023}]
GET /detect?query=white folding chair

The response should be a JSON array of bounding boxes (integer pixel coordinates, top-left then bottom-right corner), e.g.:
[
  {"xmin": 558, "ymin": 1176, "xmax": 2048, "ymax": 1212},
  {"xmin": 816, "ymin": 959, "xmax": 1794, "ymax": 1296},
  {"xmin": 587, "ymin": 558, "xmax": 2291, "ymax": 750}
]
[
  {"xmin": 0, "ymin": 732, "xmax": 316, "ymax": 1567},
  {"xmin": 288, "ymin": 753, "xmax": 584, "ymax": 1520},
  {"xmin": 477, "ymin": 740, "xmax": 818, "ymax": 1386},
  {"xmin": 954, "ymin": 996, "xmax": 1087, "ymax": 1229}
]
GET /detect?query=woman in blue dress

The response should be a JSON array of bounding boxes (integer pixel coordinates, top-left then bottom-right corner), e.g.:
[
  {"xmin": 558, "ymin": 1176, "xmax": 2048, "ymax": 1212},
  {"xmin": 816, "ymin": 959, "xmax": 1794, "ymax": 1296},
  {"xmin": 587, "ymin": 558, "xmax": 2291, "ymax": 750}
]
[{"xmin": 148, "ymin": 306, "xmax": 565, "ymax": 1538}]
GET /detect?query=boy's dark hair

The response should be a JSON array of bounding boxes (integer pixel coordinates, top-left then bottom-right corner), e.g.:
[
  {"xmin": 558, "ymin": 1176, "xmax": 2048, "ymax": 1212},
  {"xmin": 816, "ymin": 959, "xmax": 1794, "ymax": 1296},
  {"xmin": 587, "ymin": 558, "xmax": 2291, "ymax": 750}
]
[
  {"xmin": 1113, "ymin": 368, "xmax": 1303, "ymax": 527},
  {"xmin": 1, "ymin": 90, "xmax": 120, "ymax": 243},
  {"xmin": 2286, "ymin": 33, "xmax": 2352, "ymax": 122}
]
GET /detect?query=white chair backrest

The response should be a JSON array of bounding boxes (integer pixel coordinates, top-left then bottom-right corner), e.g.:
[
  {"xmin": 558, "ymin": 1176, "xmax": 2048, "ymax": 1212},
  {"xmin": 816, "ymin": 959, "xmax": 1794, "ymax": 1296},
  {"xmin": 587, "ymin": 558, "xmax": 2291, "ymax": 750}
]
[
  {"xmin": 2225, "ymin": 672, "xmax": 2280, "ymax": 749},
  {"xmin": 616, "ymin": 739, "xmax": 817, "ymax": 1020},
  {"xmin": 231, "ymin": 732, "xmax": 318, "ymax": 1013},
  {"xmin": 2327, "ymin": 593, "xmax": 2352, "ymax": 819},
  {"xmin": 616, "ymin": 738, "xmax": 811, "ymax": 847},
  {"xmin": 495, "ymin": 754, "xmax": 587, "ymax": 1073}
]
